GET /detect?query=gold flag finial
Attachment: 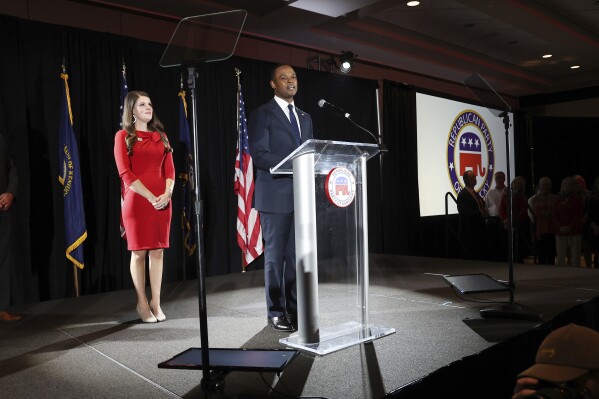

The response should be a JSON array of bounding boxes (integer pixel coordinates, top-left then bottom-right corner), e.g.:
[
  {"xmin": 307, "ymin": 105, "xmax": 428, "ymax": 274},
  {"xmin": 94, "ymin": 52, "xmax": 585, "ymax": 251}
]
[{"xmin": 234, "ymin": 67, "xmax": 241, "ymax": 86}]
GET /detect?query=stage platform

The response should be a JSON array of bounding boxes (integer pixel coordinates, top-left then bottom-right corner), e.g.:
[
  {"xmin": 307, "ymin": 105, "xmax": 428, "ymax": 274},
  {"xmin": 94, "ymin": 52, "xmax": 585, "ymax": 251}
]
[{"xmin": 1, "ymin": 254, "xmax": 598, "ymax": 399}]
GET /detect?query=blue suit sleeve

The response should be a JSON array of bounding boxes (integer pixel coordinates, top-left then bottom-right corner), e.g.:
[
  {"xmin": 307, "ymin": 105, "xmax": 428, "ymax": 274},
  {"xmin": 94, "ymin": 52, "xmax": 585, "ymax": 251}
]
[{"xmin": 248, "ymin": 106, "xmax": 286, "ymax": 170}]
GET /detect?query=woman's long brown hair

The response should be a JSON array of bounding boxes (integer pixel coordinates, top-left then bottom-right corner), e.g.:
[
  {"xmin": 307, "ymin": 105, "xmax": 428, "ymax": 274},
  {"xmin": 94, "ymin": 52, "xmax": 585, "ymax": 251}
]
[{"xmin": 121, "ymin": 91, "xmax": 172, "ymax": 155}]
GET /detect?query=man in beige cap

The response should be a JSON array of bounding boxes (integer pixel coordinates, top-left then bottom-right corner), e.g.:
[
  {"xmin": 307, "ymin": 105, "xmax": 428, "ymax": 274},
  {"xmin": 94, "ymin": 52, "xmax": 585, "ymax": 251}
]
[{"xmin": 513, "ymin": 323, "xmax": 599, "ymax": 399}]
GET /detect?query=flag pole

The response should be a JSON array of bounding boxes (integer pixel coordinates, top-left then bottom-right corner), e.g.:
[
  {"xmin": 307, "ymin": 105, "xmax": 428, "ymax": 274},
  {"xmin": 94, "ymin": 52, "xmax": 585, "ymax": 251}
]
[{"xmin": 73, "ymin": 265, "xmax": 80, "ymax": 297}]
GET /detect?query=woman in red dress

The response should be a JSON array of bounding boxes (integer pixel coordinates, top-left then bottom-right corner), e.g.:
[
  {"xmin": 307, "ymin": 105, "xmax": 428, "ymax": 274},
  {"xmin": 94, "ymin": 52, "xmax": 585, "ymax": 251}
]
[{"xmin": 114, "ymin": 91, "xmax": 175, "ymax": 323}]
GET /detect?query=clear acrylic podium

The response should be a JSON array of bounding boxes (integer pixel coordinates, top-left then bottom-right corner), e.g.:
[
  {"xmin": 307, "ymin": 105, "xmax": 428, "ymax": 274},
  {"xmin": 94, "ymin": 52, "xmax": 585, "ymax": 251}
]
[{"xmin": 271, "ymin": 139, "xmax": 395, "ymax": 355}]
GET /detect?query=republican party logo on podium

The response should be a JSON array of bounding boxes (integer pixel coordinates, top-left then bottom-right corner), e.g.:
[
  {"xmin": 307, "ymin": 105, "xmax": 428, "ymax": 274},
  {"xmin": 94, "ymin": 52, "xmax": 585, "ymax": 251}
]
[
  {"xmin": 325, "ymin": 167, "xmax": 356, "ymax": 208},
  {"xmin": 447, "ymin": 110, "xmax": 494, "ymax": 196}
]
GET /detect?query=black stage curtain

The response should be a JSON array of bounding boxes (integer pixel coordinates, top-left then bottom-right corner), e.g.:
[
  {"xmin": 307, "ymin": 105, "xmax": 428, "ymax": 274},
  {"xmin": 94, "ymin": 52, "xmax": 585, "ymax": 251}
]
[
  {"xmin": 381, "ymin": 80, "xmax": 421, "ymax": 255},
  {"xmin": 0, "ymin": 14, "xmax": 379, "ymax": 303},
  {"xmin": 511, "ymin": 112, "xmax": 599, "ymax": 194},
  {"xmin": 526, "ymin": 116, "xmax": 599, "ymax": 190}
]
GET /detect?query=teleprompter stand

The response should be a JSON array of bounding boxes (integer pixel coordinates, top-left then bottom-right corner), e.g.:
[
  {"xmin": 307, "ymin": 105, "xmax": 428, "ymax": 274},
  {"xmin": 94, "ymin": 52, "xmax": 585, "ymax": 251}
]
[
  {"xmin": 157, "ymin": 10, "xmax": 298, "ymax": 392},
  {"xmin": 443, "ymin": 73, "xmax": 541, "ymax": 322}
]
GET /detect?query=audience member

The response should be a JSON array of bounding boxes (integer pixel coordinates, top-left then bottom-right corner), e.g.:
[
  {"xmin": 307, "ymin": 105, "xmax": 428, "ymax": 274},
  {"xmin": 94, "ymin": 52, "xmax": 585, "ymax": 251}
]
[
  {"xmin": 528, "ymin": 177, "xmax": 557, "ymax": 265},
  {"xmin": 457, "ymin": 170, "xmax": 487, "ymax": 260},
  {"xmin": 484, "ymin": 171, "xmax": 507, "ymax": 261},
  {"xmin": 555, "ymin": 176, "xmax": 584, "ymax": 267},
  {"xmin": 0, "ymin": 134, "xmax": 22, "ymax": 322},
  {"xmin": 589, "ymin": 177, "xmax": 599, "ymax": 268},
  {"xmin": 574, "ymin": 175, "xmax": 593, "ymax": 267},
  {"xmin": 500, "ymin": 176, "xmax": 530, "ymax": 263},
  {"xmin": 512, "ymin": 323, "xmax": 599, "ymax": 399}
]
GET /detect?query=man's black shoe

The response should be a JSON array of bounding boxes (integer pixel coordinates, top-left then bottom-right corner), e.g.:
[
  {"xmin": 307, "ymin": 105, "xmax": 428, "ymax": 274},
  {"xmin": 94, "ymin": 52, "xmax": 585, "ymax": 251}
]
[
  {"xmin": 268, "ymin": 316, "xmax": 295, "ymax": 332},
  {"xmin": 286, "ymin": 314, "xmax": 298, "ymax": 330}
]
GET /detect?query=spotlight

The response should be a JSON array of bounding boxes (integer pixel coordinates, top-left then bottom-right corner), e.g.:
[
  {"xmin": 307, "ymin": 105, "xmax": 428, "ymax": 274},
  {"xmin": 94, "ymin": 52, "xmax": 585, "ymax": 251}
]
[{"xmin": 339, "ymin": 51, "xmax": 355, "ymax": 73}]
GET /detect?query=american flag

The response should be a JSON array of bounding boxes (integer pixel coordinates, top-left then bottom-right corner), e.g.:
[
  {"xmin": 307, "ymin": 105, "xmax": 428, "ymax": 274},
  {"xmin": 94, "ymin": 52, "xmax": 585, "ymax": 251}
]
[
  {"xmin": 118, "ymin": 63, "xmax": 128, "ymax": 238},
  {"xmin": 234, "ymin": 84, "xmax": 263, "ymax": 269}
]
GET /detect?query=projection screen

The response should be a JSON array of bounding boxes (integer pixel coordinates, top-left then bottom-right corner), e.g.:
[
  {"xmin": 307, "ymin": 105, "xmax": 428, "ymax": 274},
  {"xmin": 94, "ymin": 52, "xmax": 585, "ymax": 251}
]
[{"xmin": 416, "ymin": 92, "xmax": 515, "ymax": 217}]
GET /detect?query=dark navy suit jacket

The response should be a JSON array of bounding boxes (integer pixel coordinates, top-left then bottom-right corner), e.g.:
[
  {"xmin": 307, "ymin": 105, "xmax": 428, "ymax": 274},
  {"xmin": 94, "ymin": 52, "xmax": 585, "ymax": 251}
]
[{"xmin": 248, "ymin": 98, "xmax": 314, "ymax": 213}]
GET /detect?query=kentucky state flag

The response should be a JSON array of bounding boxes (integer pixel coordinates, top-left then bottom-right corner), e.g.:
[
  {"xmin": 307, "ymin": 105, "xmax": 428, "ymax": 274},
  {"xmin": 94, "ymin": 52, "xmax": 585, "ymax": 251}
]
[{"xmin": 58, "ymin": 72, "xmax": 87, "ymax": 269}]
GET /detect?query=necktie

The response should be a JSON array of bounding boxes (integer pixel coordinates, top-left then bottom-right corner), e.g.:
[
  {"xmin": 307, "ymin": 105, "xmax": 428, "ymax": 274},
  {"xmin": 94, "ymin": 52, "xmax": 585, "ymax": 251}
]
[{"xmin": 288, "ymin": 104, "xmax": 301, "ymax": 145}]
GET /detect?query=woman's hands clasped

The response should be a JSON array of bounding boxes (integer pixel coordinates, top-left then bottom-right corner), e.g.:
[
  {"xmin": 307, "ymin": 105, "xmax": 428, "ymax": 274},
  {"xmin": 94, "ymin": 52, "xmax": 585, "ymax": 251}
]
[{"xmin": 149, "ymin": 192, "xmax": 171, "ymax": 210}]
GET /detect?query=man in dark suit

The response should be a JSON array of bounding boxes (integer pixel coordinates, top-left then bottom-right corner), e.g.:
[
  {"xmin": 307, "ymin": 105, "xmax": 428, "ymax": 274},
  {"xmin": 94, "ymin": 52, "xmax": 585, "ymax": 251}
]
[
  {"xmin": 0, "ymin": 134, "xmax": 21, "ymax": 321},
  {"xmin": 248, "ymin": 64, "xmax": 314, "ymax": 331}
]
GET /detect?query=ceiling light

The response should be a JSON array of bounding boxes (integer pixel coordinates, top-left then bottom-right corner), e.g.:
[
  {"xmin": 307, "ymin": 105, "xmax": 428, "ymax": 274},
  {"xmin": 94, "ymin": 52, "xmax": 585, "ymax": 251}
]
[
  {"xmin": 339, "ymin": 51, "xmax": 356, "ymax": 74},
  {"xmin": 542, "ymin": 54, "xmax": 552, "ymax": 58},
  {"xmin": 571, "ymin": 65, "xmax": 580, "ymax": 69},
  {"xmin": 407, "ymin": 1, "xmax": 420, "ymax": 6}
]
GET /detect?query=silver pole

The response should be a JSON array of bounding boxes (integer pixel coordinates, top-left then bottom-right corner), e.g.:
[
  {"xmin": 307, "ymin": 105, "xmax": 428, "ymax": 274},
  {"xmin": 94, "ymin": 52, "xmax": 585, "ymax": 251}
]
[
  {"xmin": 293, "ymin": 152, "xmax": 319, "ymax": 344},
  {"xmin": 359, "ymin": 156, "xmax": 370, "ymax": 328}
]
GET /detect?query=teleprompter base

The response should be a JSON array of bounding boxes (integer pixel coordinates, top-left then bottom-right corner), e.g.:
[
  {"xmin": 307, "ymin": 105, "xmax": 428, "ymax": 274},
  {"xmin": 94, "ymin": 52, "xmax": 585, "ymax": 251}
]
[
  {"xmin": 480, "ymin": 303, "xmax": 543, "ymax": 322},
  {"xmin": 443, "ymin": 274, "xmax": 542, "ymax": 321},
  {"xmin": 443, "ymin": 273, "xmax": 511, "ymax": 294},
  {"xmin": 158, "ymin": 348, "xmax": 299, "ymax": 372}
]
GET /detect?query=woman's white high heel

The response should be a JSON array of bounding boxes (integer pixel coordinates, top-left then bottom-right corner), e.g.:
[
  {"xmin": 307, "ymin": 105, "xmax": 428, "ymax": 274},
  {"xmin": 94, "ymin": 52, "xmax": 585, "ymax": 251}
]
[{"xmin": 136, "ymin": 304, "xmax": 157, "ymax": 323}]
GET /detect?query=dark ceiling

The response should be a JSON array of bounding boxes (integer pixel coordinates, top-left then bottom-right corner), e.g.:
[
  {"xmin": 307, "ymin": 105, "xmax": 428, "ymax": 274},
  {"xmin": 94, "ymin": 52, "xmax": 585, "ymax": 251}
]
[{"xmin": 85, "ymin": 0, "xmax": 599, "ymax": 98}]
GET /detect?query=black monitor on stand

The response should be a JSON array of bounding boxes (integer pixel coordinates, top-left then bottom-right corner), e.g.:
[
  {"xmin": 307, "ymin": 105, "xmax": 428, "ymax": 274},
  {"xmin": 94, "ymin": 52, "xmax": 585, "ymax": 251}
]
[{"xmin": 157, "ymin": 10, "xmax": 298, "ymax": 393}]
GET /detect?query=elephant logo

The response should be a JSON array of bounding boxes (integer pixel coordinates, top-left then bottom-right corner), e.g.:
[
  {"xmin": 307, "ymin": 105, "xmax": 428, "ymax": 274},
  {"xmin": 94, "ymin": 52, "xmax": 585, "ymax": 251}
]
[
  {"xmin": 459, "ymin": 132, "xmax": 486, "ymax": 177},
  {"xmin": 447, "ymin": 110, "xmax": 494, "ymax": 197},
  {"xmin": 325, "ymin": 167, "xmax": 356, "ymax": 208},
  {"xmin": 334, "ymin": 176, "xmax": 350, "ymax": 195}
]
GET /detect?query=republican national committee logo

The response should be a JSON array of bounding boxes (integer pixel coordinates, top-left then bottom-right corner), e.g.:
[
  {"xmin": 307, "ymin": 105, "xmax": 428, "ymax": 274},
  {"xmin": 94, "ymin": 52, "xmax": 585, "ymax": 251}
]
[
  {"xmin": 325, "ymin": 167, "xmax": 356, "ymax": 208},
  {"xmin": 447, "ymin": 110, "xmax": 494, "ymax": 196}
]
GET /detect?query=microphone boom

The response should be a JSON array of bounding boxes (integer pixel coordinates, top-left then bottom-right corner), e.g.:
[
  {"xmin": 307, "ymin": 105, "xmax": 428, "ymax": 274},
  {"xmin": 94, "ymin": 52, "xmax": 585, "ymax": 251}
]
[
  {"xmin": 318, "ymin": 99, "xmax": 350, "ymax": 118},
  {"xmin": 317, "ymin": 99, "xmax": 379, "ymax": 144}
]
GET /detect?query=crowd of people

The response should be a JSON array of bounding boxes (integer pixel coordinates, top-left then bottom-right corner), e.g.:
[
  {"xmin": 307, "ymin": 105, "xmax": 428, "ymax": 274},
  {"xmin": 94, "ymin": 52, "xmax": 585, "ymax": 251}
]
[{"xmin": 458, "ymin": 171, "xmax": 599, "ymax": 267}]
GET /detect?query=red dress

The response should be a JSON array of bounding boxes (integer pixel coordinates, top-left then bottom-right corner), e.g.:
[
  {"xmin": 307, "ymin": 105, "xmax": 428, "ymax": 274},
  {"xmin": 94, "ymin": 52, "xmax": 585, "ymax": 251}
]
[{"xmin": 114, "ymin": 130, "xmax": 175, "ymax": 250}]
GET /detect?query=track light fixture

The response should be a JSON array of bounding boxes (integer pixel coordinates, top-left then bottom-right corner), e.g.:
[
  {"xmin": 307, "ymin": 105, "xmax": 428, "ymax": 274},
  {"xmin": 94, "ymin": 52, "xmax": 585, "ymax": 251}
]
[
  {"xmin": 339, "ymin": 51, "xmax": 356, "ymax": 73},
  {"xmin": 305, "ymin": 51, "xmax": 357, "ymax": 74}
]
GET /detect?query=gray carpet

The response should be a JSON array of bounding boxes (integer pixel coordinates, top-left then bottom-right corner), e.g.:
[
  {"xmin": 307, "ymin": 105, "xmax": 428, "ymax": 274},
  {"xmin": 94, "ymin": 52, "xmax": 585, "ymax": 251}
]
[{"xmin": 1, "ymin": 254, "xmax": 598, "ymax": 399}]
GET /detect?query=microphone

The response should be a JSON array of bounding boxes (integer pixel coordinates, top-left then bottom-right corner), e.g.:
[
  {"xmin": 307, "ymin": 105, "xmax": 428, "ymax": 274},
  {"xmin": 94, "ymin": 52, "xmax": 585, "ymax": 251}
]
[
  {"xmin": 318, "ymin": 99, "xmax": 350, "ymax": 119},
  {"xmin": 317, "ymin": 99, "xmax": 381, "ymax": 146}
]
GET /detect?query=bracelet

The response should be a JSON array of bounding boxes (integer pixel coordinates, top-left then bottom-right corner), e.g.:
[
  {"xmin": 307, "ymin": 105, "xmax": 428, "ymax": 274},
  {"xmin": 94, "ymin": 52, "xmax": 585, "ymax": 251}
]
[{"xmin": 164, "ymin": 187, "xmax": 173, "ymax": 197}]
